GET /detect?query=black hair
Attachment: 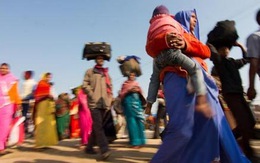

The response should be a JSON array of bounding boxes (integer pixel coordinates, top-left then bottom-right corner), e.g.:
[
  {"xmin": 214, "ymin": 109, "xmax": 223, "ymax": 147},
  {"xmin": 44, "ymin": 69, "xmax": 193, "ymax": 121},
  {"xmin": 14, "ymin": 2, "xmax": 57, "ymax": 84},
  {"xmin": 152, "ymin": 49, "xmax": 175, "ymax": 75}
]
[
  {"xmin": 256, "ymin": 9, "xmax": 260, "ymax": 25},
  {"xmin": 1, "ymin": 63, "xmax": 9, "ymax": 68}
]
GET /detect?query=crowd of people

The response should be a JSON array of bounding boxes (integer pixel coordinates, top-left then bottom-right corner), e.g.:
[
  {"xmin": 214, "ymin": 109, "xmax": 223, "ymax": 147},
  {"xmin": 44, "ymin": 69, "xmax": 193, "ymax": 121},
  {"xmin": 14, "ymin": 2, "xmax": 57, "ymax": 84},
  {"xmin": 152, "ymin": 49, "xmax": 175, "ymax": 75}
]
[{"xmin": 0, "ymin": 4, "xmax": 260, "ymax": 163}]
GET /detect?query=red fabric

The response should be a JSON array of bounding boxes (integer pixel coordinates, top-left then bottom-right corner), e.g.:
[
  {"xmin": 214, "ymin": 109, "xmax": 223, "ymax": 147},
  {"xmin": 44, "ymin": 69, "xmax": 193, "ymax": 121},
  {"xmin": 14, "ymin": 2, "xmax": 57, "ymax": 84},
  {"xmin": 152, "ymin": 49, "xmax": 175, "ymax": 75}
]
[
  {"xmin": 94, "ymin": 65, "xmax": 112, "ymax": 94},
  {"xmin": 70, "ymin": 100, "xmax": 80, "ymax": 138},
  {"xmin": 157, "ymin": 89, "xmax": 165, "ymax": 99},
  {"xmin": 146, "ymin": 14, "xmax": 184, "ymax": 58},
  {"xmin": 119, "ymin": 80, "xmax": 143, "ymax": 99},
  {"xmin": 34, "ymin": 80, "xmax": 51, "ymax": 100},
  {"xmin": 159, "ymin": 33, "xmax": 211, "ymax": 81}
]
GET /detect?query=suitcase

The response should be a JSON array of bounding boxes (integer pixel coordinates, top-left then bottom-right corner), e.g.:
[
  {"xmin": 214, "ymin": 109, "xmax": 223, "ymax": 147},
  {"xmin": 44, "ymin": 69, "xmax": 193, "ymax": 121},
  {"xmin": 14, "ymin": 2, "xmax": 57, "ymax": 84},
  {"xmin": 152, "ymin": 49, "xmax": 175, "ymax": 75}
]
[
  {"xmin": 82, "ymin": 42, "xmax": 111, "ymax": 61},
  {"xmin": 118, "ymin": 56, "xmax": 142, "ymax": 77}
]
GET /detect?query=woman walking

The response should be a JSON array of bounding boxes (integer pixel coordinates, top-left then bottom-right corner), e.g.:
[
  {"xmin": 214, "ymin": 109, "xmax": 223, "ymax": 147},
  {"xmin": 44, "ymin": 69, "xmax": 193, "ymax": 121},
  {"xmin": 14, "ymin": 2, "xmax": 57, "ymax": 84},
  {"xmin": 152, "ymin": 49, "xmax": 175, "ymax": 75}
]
[
  {"xmin": 34, "ymin": 72, "xmax": 58, "ymax": 148},
  {"xmin": 120, "ymin": 72, "xmax": 146, "ymax": 148},
  {"xmin": 0, "ymin": 63, "xmax": 21, "ymax": 155}
]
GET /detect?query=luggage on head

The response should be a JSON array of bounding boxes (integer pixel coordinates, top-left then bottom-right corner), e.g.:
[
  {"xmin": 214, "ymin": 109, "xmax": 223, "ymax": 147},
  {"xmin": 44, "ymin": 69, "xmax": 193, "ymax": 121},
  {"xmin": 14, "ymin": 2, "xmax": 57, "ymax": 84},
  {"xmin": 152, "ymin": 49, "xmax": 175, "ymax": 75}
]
[
  {"xmin": 82, "ymin": 42, "xmax": 111, "ymax": 61},
  {"xmin": 117, "ymin": 55, "xmax": 142, "ymax": 77},
  {"xmin": 207, "ymin": 20, "xmax": 239, "ymax": 49}
]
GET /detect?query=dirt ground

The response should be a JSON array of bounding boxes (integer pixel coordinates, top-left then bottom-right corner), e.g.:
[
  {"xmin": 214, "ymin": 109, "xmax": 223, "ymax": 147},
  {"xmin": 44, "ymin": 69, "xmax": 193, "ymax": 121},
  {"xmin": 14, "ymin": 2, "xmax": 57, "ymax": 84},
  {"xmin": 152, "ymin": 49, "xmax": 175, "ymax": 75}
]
[{"xmin": 0, "ymin": 137, "xmax": 161, "ymax": 163}]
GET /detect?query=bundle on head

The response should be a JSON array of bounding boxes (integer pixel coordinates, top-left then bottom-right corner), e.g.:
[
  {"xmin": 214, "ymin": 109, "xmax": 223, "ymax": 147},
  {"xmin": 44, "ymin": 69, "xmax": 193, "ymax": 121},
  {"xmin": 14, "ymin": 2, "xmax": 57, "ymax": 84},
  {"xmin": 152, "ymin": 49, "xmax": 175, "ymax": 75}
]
[{"xmin": 207, "ymin": 20, "xmax": 238, "ymax": 49}]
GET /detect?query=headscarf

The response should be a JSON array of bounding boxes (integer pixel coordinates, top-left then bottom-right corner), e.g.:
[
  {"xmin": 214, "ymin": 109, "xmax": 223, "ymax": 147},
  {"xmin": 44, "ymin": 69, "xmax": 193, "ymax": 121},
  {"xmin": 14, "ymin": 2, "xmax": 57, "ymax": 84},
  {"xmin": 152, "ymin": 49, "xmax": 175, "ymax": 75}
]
[
  {"xmin": 34, "ymin": 73, "xmax": 51, "ymax": 99},
  {"xmin": 0, "ymin": 73, "xmax": 18, "ymax": 108},
  {"xmin": 94, "ymin": 65, "xmax": 112, "ymax": 94},
  {"xmin": 174, "ymin": 9, "xmax": 200, "ymax": 40}
]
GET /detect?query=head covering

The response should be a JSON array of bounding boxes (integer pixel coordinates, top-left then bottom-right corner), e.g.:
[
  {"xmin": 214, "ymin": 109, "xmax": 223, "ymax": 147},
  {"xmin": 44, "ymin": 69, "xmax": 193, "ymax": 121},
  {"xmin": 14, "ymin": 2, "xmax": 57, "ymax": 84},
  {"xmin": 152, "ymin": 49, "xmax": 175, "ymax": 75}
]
[
  {"xmin": 71, "ymin": 85, "xmax": 82, "ymax": 95},
  {"xmin": 41, "ymin": 72, "xmax": 51, "ymax": 81},
  {"xmin": 207, "ymin": 20, "xmax": 238, "ymax": 49},
  {"xmin": 152, "ymin": 5, "xmax": 170, "ymax": 17},
  {"xmin": 174, "ymin": 9, "xmax": 200, "ymax": 40}
]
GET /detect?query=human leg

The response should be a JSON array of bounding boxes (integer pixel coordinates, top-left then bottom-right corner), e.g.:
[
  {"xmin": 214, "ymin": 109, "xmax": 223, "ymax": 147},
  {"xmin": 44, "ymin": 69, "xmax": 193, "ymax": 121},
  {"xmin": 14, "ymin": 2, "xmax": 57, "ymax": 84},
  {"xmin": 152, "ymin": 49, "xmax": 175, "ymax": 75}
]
[
  {"xmin": 86, "ymin": 109, "xmax": 109, "ymax": 154},
  {"xmin": 0, "ymin": 104, "xmax": 14, "ymax": 151},
  {"xmin": 156, "ymin": 49, "xmax": 211, "ymax": 118},
  {"xmin": 224, "ymin": 93, "xmax": 255, "ymax": 159},
  {"xmin": 156, "ymin": 49, "xmax": 206, "ymax": 96}
]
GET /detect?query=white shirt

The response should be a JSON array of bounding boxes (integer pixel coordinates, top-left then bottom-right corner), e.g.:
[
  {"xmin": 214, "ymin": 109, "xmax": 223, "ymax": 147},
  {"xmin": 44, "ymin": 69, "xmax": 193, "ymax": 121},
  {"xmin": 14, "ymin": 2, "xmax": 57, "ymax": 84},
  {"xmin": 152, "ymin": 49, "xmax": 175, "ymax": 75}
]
[{"xmin": 20, "ymin": 79, "xmax": 36, "ymax": 99}]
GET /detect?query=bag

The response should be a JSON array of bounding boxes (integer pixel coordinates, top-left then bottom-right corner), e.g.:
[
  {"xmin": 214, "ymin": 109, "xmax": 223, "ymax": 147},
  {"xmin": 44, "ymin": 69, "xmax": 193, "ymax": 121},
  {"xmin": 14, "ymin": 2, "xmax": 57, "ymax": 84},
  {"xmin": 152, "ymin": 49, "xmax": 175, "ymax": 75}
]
[
  {"xmin": 207, "ymin": 20, "xmax": 238, "ymax": 49},
  {"xmin": 118, "ymin": 56, "xmax": 142, "ymax": 77},
  {"xmin": 82, "ymin": 42, "xmax": 111, "ymax": 61}
]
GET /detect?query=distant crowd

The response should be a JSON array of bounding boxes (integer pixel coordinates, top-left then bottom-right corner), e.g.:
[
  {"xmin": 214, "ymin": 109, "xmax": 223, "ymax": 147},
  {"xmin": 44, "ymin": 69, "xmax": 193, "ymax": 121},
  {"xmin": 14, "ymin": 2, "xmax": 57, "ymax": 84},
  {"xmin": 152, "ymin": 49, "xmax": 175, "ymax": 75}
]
[{"xmin": 1, "ymin": 5, "xmax": 260, "ymax": 163}]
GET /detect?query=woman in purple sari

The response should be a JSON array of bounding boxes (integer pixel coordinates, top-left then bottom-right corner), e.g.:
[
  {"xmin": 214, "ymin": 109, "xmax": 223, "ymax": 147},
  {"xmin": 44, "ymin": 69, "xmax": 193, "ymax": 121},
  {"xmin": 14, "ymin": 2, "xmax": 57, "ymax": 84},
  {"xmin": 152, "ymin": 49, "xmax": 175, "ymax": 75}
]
[{"xmin": 146, "ymin": 9, "xmax": 250, "ymax": 163}]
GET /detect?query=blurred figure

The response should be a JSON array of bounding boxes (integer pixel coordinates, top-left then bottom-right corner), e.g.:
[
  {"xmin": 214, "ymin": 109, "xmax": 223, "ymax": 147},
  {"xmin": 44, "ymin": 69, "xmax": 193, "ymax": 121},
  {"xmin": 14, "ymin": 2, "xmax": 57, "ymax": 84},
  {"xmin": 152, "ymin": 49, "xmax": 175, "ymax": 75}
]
[
  {"xmin": 33, "ymin": 72, "xmax": 58, "ymax": 148},
  {"xmin": 211, "ymin": 67, "xmax": 238, "ymax": 133},
  {"xmin": 246, "ymin": 9, "xmax": 260, "ymax": 101},
  {"xmin": 0, "ymin": 63, "xmax": 21, "ymax": 155},
  {"xmin": 207, "ymin": 20, "xmax": 255, "ymax": 159},
  {"xmin": 77, "ymin": 87, "xmax": 92, "ymax": 149},
  {"xmin": 119, "ymin": 72, "xmax": 146, "ymax": 148},
  {"xmin": 82, "ymin": 55, "xmax": 113, "ymax": 160},
  {"xmin": 55, "ymin": 93, "xmax": 70, "ymax": 140},
  {"xmin": 112, "ymin": 94, "xmax": 128, "ymax": 139},
  {"xmin": 69, "ymin": 87, "xmax": 80, "ymax": 139},
  {"xmin": 20, "ymin": 70, "xmax": 36, "ymax": 134},
  {"xmin": 153, "ymin": 84, "xmax": 167, "ymax": 139}
]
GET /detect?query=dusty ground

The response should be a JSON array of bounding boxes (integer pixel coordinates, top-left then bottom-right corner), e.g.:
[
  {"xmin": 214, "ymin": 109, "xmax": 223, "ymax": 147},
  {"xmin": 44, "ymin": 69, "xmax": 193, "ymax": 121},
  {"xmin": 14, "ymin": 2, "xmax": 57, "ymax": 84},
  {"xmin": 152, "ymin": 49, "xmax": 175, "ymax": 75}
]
[{"xmin": 0, "ymin": 137, "xmax": 161, "ymax": 163}]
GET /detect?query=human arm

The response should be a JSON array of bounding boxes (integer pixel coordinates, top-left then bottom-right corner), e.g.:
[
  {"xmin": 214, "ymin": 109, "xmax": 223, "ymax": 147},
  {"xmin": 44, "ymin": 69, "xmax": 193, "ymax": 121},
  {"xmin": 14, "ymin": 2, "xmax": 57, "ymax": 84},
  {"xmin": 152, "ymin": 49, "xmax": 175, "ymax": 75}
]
[
  {"xmin": 82, "ymin": 69, "xmax": 94, "ymax": 98},
  {"xmin": 234, "ymin": 42, "xmax": 248, "ymax": 59},
  {"xmin": 246, "ymin": 34, "xmax": 260, "ymax": 100},
  {"xmin": 247, "ymin": 58, "xmax": 258, "ymax": 100},
  {"xmin": 145, "ymin": 61, "xmax": 161, "ymax": 115}
]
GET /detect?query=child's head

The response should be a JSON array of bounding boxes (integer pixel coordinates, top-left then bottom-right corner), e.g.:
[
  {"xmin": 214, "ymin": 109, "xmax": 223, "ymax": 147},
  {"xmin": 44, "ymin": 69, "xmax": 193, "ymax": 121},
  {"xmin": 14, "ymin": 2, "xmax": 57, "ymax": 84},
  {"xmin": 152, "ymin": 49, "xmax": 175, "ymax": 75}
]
[{"xmin": 152, "ymin": 5, "xmax": 170, "ymax": 17}]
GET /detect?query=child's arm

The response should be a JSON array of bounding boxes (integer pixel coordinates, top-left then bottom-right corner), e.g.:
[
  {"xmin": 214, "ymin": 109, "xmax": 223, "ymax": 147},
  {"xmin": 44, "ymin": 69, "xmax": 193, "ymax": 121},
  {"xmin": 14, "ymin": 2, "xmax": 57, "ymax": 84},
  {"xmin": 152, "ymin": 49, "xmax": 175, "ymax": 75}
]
[
  {"xmin": 146, "ymin": 61, "xmax": 161, "ymax": 115},
  {"xmin": 234, "ymin": 42, "xmax": 248, "ymax": 60},
  {"xmin": 233, "ymin": 42, "xmax": 249, "ymax": 69}
]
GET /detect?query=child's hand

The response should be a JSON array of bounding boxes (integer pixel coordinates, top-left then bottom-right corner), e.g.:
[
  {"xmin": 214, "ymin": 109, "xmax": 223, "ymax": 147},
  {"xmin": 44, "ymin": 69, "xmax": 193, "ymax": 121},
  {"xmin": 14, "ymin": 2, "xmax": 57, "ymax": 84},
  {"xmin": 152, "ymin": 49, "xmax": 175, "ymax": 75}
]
[{"xmin": 166, "ymin": 32, "xmax": 186, "ymax": 49}]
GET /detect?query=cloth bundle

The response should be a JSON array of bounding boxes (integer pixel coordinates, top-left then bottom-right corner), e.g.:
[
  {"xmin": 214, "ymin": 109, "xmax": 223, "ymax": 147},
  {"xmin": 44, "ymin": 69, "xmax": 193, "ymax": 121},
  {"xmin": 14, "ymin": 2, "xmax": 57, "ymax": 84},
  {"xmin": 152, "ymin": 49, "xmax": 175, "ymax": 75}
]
[
  {"xmin": 117, "ymin": 55, "xmax": 142, "ymax": 77},
  {"xmin": 207, "ymin": 20, "xmax": 239, "ymax": 49}
]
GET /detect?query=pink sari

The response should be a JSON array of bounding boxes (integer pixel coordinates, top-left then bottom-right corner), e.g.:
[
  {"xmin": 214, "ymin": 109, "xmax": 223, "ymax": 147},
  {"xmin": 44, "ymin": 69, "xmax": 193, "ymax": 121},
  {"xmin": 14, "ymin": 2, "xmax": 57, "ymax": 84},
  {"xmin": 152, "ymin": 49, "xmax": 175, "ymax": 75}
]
[
  {"xmin": 78, "ymin": 89, "xmax": 92, "ymax": 145},
  {"xmin": 0, "ymin": 73, "xmax": 18, "ymax": 150}
]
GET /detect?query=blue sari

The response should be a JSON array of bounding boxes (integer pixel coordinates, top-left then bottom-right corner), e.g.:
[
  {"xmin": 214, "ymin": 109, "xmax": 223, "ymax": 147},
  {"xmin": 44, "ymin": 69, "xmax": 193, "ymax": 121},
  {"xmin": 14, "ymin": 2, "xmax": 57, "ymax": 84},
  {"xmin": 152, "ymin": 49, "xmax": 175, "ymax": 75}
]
[
  {"xmin": 151, "ymin": 67, "xmax": 250, "ymax": 163},
  {"xmin": 122, "ymin": 93, "xmax": 146, "ymax": 146}
]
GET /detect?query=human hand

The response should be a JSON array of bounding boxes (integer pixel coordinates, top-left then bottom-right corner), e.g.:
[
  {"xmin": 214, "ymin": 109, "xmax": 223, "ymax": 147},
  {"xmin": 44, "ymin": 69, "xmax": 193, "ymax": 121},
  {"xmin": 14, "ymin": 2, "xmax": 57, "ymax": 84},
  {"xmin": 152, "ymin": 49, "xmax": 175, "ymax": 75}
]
[
  {"xmin": 247, "ymin": 87, "xmax": 257, "ymax": 101},
  {"xmin": 195, "ymin": 95, "xmax": 213, "ymax": 118},
  {"xmin": 131, "ymin": 86, "xmax": 139, "ymax": 93},
  {"xmin": 166, "ymin": 32, "xmax": 186, "ymax": 49},
  {"xmin": 145, "ymin": 102, "xmax": 152, "ymax": 115}
]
